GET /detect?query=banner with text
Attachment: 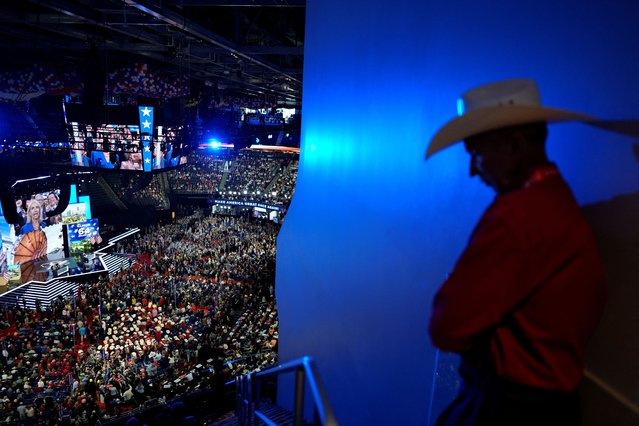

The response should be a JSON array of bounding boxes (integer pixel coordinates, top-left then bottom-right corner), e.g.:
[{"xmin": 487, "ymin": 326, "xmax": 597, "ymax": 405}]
[
  {"xmin": 68, "ymin": 218, "xmax": 100, "ymax": 255},
  {"xmin": 208, "ymin": 198, "xmax": 283, "ymax": 211}
]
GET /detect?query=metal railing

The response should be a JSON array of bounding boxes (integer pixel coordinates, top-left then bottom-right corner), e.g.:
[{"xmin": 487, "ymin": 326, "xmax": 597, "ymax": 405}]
[{"xmin": 236, "ymin": 356, "xmax": 338, "ymax": 426}]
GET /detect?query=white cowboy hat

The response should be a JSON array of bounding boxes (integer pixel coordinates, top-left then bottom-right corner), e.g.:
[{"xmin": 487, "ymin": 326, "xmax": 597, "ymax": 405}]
[{"xmin": 426, "ymin": 78, "xmax": 594, "ymax": 159}]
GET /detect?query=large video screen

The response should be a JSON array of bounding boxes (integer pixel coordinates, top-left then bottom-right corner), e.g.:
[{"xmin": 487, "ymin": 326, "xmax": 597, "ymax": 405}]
[
  {"xmin": 68, "ymin": 106, "xmax": 187, "ymax": 171},
  {"xmin": 0, "ymin": 204, "xmax": 9, "ymax": 287},
  {"xmin": 4, "ymin": 189, "xmax": 66, "ymax": 268},
  {"xmin": 1, "ymin": 184, "xmax": 94, "ymax": 271},
  {"xmin": 243, "ymin": 107, "xmax": 296, "ymax": 126}
]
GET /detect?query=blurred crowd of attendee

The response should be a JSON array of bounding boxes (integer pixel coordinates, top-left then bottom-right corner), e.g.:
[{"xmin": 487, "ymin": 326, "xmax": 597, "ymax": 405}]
[
  {"xmin": 206, "ymin": 95, "xmax": 279, "ymax": 113},
  {"xmin": 106, "ymin": 63, "xmax": 189, "ymax": 100},
  {"xmin": 126, "ymin": 175, "xmax": 170, "ymax": 210},
  {"xmin": 224, "ymin": 151, "xmax": 287, "ymax": 197},
  {"xmin": 168, "ymin": 154, "xmax": 230, "ymax": 193},
  {"xmin": 91, "ymin": 149, "xmax": 298, "ymax": 209},
  {"xmin": 267, "ymin": 159, "xmax": 298, "ymax": 202},
  {"xmin": 0, "ymin": 62, "xmax": 187, "ymax": 103},
  {"xmin": 0, "ymin": 64, "xmax": 81, "ymax": 100},
  {"xmin": 139, "ymin": 149, "xmax": 298, "ymax": 206},
  {"xmin": 0, "ymin": 211, "xmax": 279, "ymax": 424}
]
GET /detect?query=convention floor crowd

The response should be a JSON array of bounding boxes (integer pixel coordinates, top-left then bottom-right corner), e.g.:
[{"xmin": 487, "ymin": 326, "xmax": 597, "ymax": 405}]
[{"xmin": 0, "ymin": 211, "xmax": 279, "ymax": 424}]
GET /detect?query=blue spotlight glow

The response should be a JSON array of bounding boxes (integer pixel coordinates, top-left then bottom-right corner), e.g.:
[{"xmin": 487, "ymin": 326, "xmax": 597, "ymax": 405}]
[
  {"xmin": 456, "ymin": 98, "xmax": 465, "ymax": 116},
  {"xmin": 209, "ymin": 139, "xmax": 221, "ymax": 149}
]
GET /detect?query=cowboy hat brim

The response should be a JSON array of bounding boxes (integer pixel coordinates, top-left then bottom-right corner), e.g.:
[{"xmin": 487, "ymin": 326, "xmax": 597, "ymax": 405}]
[{"xmin": 426, "ymin": 105, "xmax": 594, "ymax": 159}]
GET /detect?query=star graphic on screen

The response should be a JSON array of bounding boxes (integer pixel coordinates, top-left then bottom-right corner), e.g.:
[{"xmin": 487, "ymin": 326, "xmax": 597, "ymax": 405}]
[
  {"xmin": 145, "ymin": 158, "xmax": 151, "ymax": 164},
  {"xmin": 142, "ymin": 120, "xmax": 151, "ymax": 129},
  {"xmin": 144, "ymin": 146, "xmax": 151, "ymax": 152},
  {"xmin": 141, "ymin": 107, "xmax": 152, "ymax": 117}
]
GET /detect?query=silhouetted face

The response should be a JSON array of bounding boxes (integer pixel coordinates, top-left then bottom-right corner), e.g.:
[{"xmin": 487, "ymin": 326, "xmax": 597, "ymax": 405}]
[{"xmin": 464, "ymin": 129, "xmax": 522, "ymax": 195}]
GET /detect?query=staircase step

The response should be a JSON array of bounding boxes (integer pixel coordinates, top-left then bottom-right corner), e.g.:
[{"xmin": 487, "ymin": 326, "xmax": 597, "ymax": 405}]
[
  {"xmin": 208, "ymin": 416, "xmax": 240, "ymax": 426},
  {"xmin": 0, "ymin": 279, "xmax": 79, "ymax": 309},
  {"xmin": 101, "ymin": 253, "xmax": 137, "ymax": 278},
  {"xmin": 207, "ymin": 402, "xmax": 311, "ymax": 426}
]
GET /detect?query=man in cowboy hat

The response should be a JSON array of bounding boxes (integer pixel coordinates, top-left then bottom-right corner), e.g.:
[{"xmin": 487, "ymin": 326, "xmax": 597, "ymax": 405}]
[{"xmin": 426, "ymin": 79, "xmax": 611, "ymax": 425}]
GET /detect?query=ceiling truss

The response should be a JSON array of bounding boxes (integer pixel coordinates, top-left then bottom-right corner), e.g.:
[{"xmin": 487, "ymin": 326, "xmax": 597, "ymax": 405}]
[{"xmin": 0, "ymin": 0, "xmax": 305, "ymax": 104}]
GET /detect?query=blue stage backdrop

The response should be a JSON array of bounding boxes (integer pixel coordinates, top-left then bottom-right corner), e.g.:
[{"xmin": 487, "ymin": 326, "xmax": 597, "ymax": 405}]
[{"xmin": 276, "ymin": 1, "xmax": 639, "ymax": 425}]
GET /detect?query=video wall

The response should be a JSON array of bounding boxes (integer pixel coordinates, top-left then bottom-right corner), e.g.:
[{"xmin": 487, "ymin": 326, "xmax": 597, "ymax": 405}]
[
  {"xmin": 243, "ymin": 107, "xmax": 297, "ymax": 126},
  {"xmin": 0, "ymin": 205, "xmax": 9, "ymax": 286},
  {"xmin": 0, "ymin": 184, "xmax": 97, "ymax": 286},
  {"xmin": 68, "ymin": 106, "xmax": 187, "ymax": 171}
]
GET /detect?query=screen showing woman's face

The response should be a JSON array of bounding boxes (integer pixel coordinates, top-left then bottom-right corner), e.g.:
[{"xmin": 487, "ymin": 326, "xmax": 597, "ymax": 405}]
[{"xmin": 28, "ymin": 201, "xmax": 41, "ymax": 221}]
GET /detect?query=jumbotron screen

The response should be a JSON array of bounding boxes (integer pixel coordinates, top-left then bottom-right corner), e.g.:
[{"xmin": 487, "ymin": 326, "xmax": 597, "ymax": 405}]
[
  {"xmin": 0, "ymin": 183, "xmax": 96, "ymax": 285},
  {"xmin": 67, "ymin": 106, "xmax": 187, "ymax": 171}
]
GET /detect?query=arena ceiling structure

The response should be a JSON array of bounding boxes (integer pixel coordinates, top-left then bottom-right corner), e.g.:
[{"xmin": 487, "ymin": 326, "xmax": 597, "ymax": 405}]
[{"xmin": 0, "ymin": 0, "xmax": 305, "ymax": 105}]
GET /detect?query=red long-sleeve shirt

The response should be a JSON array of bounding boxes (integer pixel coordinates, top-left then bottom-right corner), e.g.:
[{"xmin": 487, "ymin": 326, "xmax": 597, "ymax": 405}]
[{"xmin": 429, "ymin": 169, "xmax": 606, "ymax": 392}]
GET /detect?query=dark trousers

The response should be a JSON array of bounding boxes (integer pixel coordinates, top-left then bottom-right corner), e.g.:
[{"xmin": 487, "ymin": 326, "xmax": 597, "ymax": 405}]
[{"xmin": 436, "ymin": 363, "xmax": 581, "ymax": 426}]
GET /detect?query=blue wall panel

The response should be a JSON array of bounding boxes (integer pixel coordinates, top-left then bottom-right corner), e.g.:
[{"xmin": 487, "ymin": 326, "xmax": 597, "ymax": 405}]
[{"xmin": 277, "ymin": 1, "xmax": 639, "ymax": 425}]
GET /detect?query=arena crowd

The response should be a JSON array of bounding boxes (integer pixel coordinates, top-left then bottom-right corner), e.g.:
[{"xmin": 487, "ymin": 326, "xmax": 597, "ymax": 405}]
[
  {"xmin": 168, "ymin": 154, "xmax": 231, "ymax": 193},
  {"xmin": 0, "ymin": 211, "xmax": 279, "ymax": 424},
  {"xmin": 224, "ymin": 151, "xmax": 287, "ymax": 197},
  {"xmin": 166, "ymin": 150, "xmax": 298, "ymax": 205},
  {"xmin": 126, "ymin": 175, "xmax": 170, "ymax": 210}
]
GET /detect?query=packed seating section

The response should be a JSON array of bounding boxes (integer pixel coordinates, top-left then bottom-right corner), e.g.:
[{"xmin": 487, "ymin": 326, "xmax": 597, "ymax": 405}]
[{"xmin": 0, "ymin": 212, "xmax": 279, "ymax": 424}]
